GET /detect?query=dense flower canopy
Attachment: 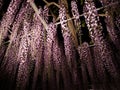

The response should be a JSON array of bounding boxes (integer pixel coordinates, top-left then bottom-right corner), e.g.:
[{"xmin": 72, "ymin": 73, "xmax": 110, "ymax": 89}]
[{"xmin": 0, "ymin": 0, "xmax": 120, "ymax": 90}]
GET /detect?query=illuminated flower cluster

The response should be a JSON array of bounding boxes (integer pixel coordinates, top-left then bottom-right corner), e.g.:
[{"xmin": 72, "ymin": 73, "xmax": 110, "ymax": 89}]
[
  {"xmin": 78, "ymin": 42, "xmax": 98, "ymax": 89},
  {"xmin": 42, "ymin": 23, "xmax": 57, "ymax": 90},
  {"xmin": 59, "ymin": 4, "xmax": 73, "ymax": 67},
  {"xmin": 31, "ymin": 7, "xmax": 43, "ymax": 58},
  {"xmin": 17, "ymin": 20, "xmax": 29, "ymax": 64},
  {"xmin": 28, "ymin": 7, "xmax": 45, "ymax": 90},
  {"xmin": 83, "ymin": 0, "xmax": 120, "ymax": 82},
  {"xmin": 43, "ymin": 5, "xmax": 49, "ymax": 24},
  {"xmin": 59, "ymin": 5, "xmax": 70, "ymax": 34},
  {"xmin": 0, "ymin": 5, "xmax": 33, "ymax": 90},
  {"xmin": 83, "ymin": 0, "xmax": 101, "ymax": 41},
  {"xmin": 0, "ymin": 0, "xmax": 23, "ymax": 45},
  {"xmin": 59, "ymin": 5, "xmax": 83, "ymax": 90},
  {"xmin": 0, "ymin": 0, "xmax": 120, "ymax": 90},
  {"xmin": 16, "ymin": 20, "xmax": 30, "ymax": 89},
  {"xmin": 46, "ymin": 23, "xmax": 57, "ymax": 43},
  {"xmin": 71, "ymin": 0, "xmax": 82, "ymax": 43},
  {"xmin": 44, "ymin": 23, "xmax": 56, "ymax": 70},
  {"xmin": 59, "ymin": 4, "xmax": 79, "ymax": 71},
  {"xmin": 71, "ymin": 0, "xmax": 81, "ymax": 28},
  {"xmin": 44, "ymin": 23, "xmax": 57, "ymax": 72},
  {"xmin": 52, "ymin": 34, "xmax": 61, "ymax": 72},
  {"xmin": 53, "ymin": 43, "xmax": 61, "ymax": 71},
  {"xmin": 101, "ymin": 0, "xmax": 120, "ymax": 52},
  {"xmin": 92, "ymin": 46, "xmax": 108, "ymax": 89}
]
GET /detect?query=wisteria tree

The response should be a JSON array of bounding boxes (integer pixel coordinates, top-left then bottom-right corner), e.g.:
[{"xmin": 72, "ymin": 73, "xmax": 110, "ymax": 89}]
[{"xmin": 0, "ymin": 0, "xmax": 120, "ymax": 90}]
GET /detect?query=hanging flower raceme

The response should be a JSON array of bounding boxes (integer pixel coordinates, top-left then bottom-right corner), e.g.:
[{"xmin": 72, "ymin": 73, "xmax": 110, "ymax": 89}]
[
  {"xmin": 15, "ymin": 4, "xmax": 34, "ymax": 89},
  {"xmin": 100, "ymin": 0, "xmax": 120, "ymax": 52},
  {"xmin": 5, "ymin": 1, "xmax": 30, "ymax": 63},
  {"xmin": 59, "ymin": 4, "xmax": 73, "ymax": 68},
  {"xmin": 105, "ymin": 14, "xmax": 120, "ymax": 52},
  {"xmin": 17, "ymin": 20, "xmax": 29, "ymax": 64},
  {"xmin": 1, "ymin": 4, "xmax": 26, "ymax": 75},
  {"xmin": 93, "ymin": 45, "xmax": 111, "ymax": 89},
  {"xmin": 0, "ymin": 0, "xmax": 24, "ymax": 46},
  {"xmin": 16, "ymin": 20, "xmax": 30, "ymax": 90},
  {"xmin": 43, "ymin": 5, "xmax": 49, "ymax": 24},
  {"xmin": 43, "ymin": 23, "xmax": 57, "ymax": 90},
  {"xmin": 30, "ymin": 7, "xmax": 45, "ymax": 90},
  {"xmin": 52, "ymin": 40, "xmax": 62, "ymax": 89},
  {"xmin": 59, "ymin": 5, "xmax": 69, "ymax": 33},
  {"xmin": 31, "ymin": 7, "xmax": 44, "ymax": 59},
  {"xmin": 0, "ymin": 3, "xmax": 34, "ymax": 89},
  {"xmin": 53, "ymin": 41, "xmax": 61, "ymax": 71},
  {"xmin": 83, "ymin": 0, "xmax": 100, "ymax": 41},
  {"xmin": 59, "ymin": 4, "xmax": 83, "ymax": 90},
  {"xmin": 45, "ymin": 22, "xmax": 60, "ymax": 72},
  {"xmin": 71, "ymin": 0, "xmax": 81, "ymax": 29},
  {"xmin": 71, "ymin": 0, "xmax": 82, "ymax": 44},
  {"xmin": 51, "ymin": 21, "xmax": 65, "ymax": 90},
  {"xmin": 78, "ymin": 42, "xmax": 99, "ymax": 90},
  {"xmin": 83, "ymin": 0, "xmax": 120, "ymax": 87}
]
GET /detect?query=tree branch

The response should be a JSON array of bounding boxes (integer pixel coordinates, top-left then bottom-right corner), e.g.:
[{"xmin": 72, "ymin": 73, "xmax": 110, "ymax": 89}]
[
  {"xmin": 43, "ymin": 0, "xmax": 60, "ymax": 8},
  {"xmin": 27, "ymin": 0, "xmax": 48, "ymax": 30}
]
